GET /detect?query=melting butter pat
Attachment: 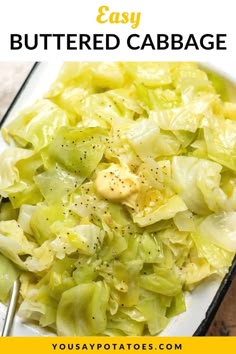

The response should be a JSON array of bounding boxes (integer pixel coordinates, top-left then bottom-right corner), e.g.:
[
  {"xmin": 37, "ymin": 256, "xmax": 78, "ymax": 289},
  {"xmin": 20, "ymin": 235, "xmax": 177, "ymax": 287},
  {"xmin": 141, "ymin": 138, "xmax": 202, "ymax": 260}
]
[{"xmin": 95, "ymin": 164, "xmax": 139, "ymax": 201}]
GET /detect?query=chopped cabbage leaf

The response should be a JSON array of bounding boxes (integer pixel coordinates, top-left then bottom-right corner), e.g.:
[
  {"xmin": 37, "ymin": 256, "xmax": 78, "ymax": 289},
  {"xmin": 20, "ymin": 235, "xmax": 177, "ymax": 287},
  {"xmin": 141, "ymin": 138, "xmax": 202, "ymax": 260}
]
[
  {"xmin": 0, "ymin": 220, "xmax": 35, "ymax": 269},
  {"xmin": 0, "ymin": 148, "xmax": 33, "ymax": 192},
  {"xmin": 48, "ymin": 126, "xmax": 107, "ymax": 177},
  {"xmin": 191, "ymin": 231, "xmax": 234, "ymax": 274},
  {"xmin": 198, "ymin": 211, "xmax": 236, "ymax": 252},
  {"xmin": 133, "ymin": 195, "xmax": 187, "ymax": 227},
  {"xmin": 0, "ymin": 255, "xmax": 19, "ymax": 302},
  {"xmin": 3, "ymin": 99, "xmax": 69, "ymax": 151},
  {"xmin": 137, "ymin": 294, "xmax": 169, "ymax": 335},
  {"xmin": 126, "ymin": 118, "xmax": 180, "ymax": 159},
  {"xmin": 140, "ymin": 269, "xmax": 182, "ymax": 296},
  {"xmin": 204, "ymin": 118, "xmax": 236, "ymax": 171},
  {"xmin": 57, "ymin": 281, "xmax": 109, "ymax": 336}
]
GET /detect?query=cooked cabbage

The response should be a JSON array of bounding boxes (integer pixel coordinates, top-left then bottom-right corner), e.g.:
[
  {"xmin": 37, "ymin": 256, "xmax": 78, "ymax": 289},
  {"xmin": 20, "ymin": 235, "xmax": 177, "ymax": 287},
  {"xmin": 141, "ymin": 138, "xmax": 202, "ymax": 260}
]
[{"xmin": 0, "ymin": 62, "xmax": 236, "ymax": 336}]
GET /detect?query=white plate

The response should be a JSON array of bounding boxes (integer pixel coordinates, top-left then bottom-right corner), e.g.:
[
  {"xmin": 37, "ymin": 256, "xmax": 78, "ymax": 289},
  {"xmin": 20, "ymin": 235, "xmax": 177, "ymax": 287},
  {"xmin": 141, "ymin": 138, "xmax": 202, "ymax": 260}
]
[{"xmin": 0, "ymin": 62, "xmax": 236, "ymax": 336}]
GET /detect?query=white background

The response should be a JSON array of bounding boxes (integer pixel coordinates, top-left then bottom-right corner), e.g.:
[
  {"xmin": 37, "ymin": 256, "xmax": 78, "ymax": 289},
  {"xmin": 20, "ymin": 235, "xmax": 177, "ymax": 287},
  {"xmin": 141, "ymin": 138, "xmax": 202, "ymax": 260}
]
[{"xmin": 0, "ymin": 0, "xmax": 234, "ymax": 62}]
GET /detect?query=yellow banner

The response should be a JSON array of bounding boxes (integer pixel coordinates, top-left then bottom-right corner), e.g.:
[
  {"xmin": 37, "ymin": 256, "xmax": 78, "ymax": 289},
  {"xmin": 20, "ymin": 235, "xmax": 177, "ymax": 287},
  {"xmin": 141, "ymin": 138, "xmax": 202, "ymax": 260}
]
[{"xmin": 0, "ymin": 337, "xmax": 236, "ymax": 354}]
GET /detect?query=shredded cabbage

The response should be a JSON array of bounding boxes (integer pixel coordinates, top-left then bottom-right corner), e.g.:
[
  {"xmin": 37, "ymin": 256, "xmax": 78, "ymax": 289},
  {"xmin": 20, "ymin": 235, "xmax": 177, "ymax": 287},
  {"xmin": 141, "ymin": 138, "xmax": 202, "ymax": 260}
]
[{"xmin": 0, "ymin": 62, "xmax": 236, "ymax": 336}]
